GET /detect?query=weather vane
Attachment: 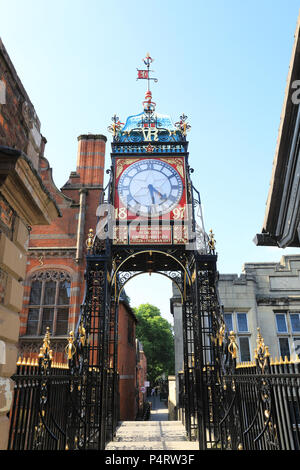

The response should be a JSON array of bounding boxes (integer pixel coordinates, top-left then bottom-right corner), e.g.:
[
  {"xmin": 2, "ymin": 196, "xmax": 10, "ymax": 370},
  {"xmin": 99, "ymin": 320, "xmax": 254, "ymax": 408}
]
[
  {"xmin": 137, "ymin": 53, "xmax": 158, "ymax": 113},
  {"xmin": 137, "ymin": 53, "xmax": 158, "ymax": 92}
]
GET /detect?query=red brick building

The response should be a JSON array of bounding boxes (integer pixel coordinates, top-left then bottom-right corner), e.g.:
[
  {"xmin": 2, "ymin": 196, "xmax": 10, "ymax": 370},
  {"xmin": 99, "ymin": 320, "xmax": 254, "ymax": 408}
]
[
  {"xmin": 118, "ymin": 300, "xmax": 138, "ymax": 420},
  {"xmin": 0, "ymin": 38, "xmax": 59, "ymax": 448},
  {"xmin": 18, "ymin": 134, "xmax": 107, "ymax": 361},
  {"xmin": 18, "ymin": 132, "xmax": 147, "ymax": 420}
]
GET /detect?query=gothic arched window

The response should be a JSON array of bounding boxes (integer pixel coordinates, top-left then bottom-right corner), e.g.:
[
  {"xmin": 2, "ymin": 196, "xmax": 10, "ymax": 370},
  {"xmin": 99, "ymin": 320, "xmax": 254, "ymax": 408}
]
[{"xmin": 26, "ymin": 271, "xmax": 71, "ymax": 336}]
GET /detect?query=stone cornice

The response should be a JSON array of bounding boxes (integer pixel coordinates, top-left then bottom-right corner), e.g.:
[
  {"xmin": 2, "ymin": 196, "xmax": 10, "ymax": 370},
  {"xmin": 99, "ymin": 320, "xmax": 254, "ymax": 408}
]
[
  {"xmin": 256, "ymin": 295, "xmax": 300, "ymax": 306},
  {"xmin": 0, "ymin": 146, "xmax": 61, "ymax": 225}
]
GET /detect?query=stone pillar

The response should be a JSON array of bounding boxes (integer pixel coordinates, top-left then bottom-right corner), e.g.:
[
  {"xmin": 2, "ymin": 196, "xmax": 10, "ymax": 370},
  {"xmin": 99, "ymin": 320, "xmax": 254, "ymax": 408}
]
[
  {"xmin": 171, "ymin": 284, "xmax": 184, "ymax": 410},
  {"xmin": 168, "ymin": 376, "xmax": 177, "ymax": 420}
]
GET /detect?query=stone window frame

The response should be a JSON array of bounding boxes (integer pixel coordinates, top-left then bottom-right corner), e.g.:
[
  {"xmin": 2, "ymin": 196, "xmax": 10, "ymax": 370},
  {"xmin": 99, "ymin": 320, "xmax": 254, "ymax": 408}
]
[
  {"xmin": 274, "ymin": 310, "xmax": 300, "ymax": 360},
  {"xmin": 223, "ymin": 310, "xmax": 251, "ymax": 361},
  {"xmin": 26, "ymin": 270, "xmax": 71, "ymax": 337}
]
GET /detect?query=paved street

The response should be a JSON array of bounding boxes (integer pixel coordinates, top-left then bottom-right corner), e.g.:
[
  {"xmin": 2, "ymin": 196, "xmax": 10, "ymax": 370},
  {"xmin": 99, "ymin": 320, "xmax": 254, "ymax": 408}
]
[{"xmin": 105, "ymin": 396, "xmax": 199, "ymax": 450}]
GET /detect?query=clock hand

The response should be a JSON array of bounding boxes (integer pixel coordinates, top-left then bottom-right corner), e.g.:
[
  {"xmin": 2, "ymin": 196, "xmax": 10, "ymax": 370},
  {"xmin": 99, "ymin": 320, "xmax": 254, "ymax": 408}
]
[
  {"xmin": 148, "ymin": 184, "xmax": 155, "ymax": 204},
  {"xmin": 151, "ymin": 185, "xmax": 167, "ymax": 200}
]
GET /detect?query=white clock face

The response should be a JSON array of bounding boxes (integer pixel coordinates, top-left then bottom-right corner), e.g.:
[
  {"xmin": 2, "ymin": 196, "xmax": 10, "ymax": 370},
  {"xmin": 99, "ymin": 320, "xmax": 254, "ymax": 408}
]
[{"xmin": 117, "ymin": 159, "xmax": 183, "ymax": 217}]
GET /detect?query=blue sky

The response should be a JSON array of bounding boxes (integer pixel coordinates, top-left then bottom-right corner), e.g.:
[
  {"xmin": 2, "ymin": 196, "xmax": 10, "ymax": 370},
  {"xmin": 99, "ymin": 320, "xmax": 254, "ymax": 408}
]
[{"xmin": 1, "ymin": 0, "xmax": 300, "ymax": 323}]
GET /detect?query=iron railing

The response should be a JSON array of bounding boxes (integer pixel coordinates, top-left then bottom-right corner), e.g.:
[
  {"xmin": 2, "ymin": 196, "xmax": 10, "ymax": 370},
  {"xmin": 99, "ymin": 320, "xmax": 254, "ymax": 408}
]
[
  {"xmin": 8, "ymin": 355, "xmax": 70, "ymax": 450},
  {"xmin": 178, "ymin": 330, "xmax": 300, "ymax": 450},
  {"xmin": 7, "ymin": 328, "xmax": 120, "ymax": 451}
]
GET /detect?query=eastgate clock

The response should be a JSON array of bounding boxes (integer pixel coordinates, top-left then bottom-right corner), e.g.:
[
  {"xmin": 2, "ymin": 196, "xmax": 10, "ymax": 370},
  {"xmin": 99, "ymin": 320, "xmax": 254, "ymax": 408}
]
[{"xmin": 117, "ymin": 158, "xmax": 184, "ymax": 218}]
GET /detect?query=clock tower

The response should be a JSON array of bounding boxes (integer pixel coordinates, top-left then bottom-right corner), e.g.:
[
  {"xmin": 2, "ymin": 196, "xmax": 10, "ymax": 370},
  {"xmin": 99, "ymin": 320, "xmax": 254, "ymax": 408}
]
[
  {"xmin": 108, "ymin": 53, "xmax": 195, "ymax": 249},
  {"xmin": 75, "ymin": 54, "xmax": 224, "ymax": 450}
]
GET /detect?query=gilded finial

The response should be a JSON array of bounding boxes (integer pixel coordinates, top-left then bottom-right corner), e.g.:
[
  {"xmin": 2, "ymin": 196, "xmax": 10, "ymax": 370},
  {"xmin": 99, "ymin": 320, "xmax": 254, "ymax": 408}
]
[
  {"xmin": 107, "ymin": 115, "xmax": 124, "ymax": 137},
  {"xmin": 79, "ymin": 321, "xmax": 86, "ymax": 347},
  {"xmin": 256, "ymin": 328, "xmax": 265, "ymax": 355},
  {"xmin": 228, "ymin": 331, "xmax": 238, "ymax": 359},
  {"xmin": 256, "ymin": 327, "xmax": 271, "ymax": 370},
  {"xmin": 86, "ymin": 228, "xmax": 94, "ymax": 251},
  {"xmin": 217, "ymin": 321, "xmax": 225, "ymax": 346},
  {"xmin": 175, "ymin": 113, "xmax": 191, "ymax": 136},
  {"xmin": 208, "ymin": 229, "xmax": 216, "ymax": 253},
  {"xmin": 38, "ymin": 327, "xmax": 51, "ymax": 358},
  {"xmin": 65, "ymin": 331, "xmax": 76, "ymax": 360}
]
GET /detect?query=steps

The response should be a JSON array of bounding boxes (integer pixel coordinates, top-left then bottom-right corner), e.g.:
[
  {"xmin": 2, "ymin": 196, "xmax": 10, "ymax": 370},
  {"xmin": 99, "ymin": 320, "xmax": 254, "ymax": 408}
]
[{"xmin": 105, "ymin": 421, "xmax": 199, "ymax": 451}]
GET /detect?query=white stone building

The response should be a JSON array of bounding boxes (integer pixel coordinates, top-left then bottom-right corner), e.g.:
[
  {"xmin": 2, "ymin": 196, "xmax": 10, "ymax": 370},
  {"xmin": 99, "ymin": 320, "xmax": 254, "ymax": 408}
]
[
  {"xmin": 218, "ymin": 254, "xmax": 300, "ymax": 362},
  {"xmin": 170, "ymin": 254, "xmax": 300, "ymax": 406}
]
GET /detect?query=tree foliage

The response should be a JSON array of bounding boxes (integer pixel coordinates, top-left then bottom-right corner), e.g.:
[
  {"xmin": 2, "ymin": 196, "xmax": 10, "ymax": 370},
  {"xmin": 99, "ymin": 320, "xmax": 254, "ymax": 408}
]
[{"xmin": 134, "ymin": 303, "xmax": 175, "ymax": 385}]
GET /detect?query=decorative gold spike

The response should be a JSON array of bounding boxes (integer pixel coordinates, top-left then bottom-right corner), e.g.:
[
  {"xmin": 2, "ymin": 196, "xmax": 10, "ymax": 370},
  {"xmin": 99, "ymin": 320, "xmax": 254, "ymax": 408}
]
[
  {"xmin": 216, "ymin": 322, "xmax": 225, "ymax": 347},
  {"xmin": 22, "ymin": 358, "xmax": 26, "ymax": 365},
  {"xmin": 86, "ymin": 228, "xmax": 94, "ymax": 250},
  {"xmin": 79, "ymin": 321, "xmax": 86, "ymax": 347},
  {"xmin": 256, "ymin": 328, "xmax": 265, "ymax": 355},
  {"xmin": 17, "ymin": 356, "xmax": 22, "ymax": 366},
  {"xmin": 65, "ymin": 331, "xmax": 76, "ymax": 360},
  {"xmin": 39, "ymin": 327, "xmax": 52, "ymax": 359},
  {"xmin": 208, "ymin": 229, "xmax": 216, "ymax": 253},
  {"xmin": 228, "ymin": 331, "xmax": 238, "ymax": 359}
]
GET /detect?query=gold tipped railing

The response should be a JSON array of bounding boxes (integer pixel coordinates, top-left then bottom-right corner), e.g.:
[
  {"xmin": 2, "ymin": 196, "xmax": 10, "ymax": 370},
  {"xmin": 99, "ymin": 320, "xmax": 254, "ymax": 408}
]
[
  {"xmin": 16, "ymin": 327, "xmax": 69, "ymax": 369},
  {"xmin": 235, "ymin": 328, "xmax": 300, "ymax": 369}
]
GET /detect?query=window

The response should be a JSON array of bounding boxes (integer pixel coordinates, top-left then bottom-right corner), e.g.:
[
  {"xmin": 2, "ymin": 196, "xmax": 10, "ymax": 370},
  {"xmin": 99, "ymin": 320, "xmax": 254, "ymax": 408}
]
[
  {"xmin": 224, "ymin": 311, "xmax": 251, "ymax": 361},
  {"xmin": 224, "ymin": 313, "xmax": 233, "ymax": 332},
  {"xmin": 237, "ymin": 313, "xmax": 248, "ymax": 332},
  {"xmin": 279, "ymin": 337, "xmax": 290, "ymax": 360},
  {"xmin": 239, "ymin": 337, "xmax": 251, "ymax": 362},
  {"xmin": 291, "ymin": 313, "xmax": 300, "ymax": 333},
  {"xmin": 26, "ymin": 271, "xmax": 71, "ymax": 336},
  {"xmin": 276, "ymin": 313, "xmax": 288, "ymax": 333}
]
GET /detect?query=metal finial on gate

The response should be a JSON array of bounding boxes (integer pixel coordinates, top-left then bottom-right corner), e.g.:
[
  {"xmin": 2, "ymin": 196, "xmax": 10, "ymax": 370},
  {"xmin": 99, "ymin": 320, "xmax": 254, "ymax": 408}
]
[
  {"xmin": 78, "ymin": 320, "xmax": 86, "ymax": 347},
  {"xmin": 208, "ymin": 229, "xmax": 216, "ymax": 254},
  {"xmin": 255, "ymin": 327, "xmax": 270, "ymax": 370},
  {"xmin": 256, "ymin": 327, "xmax": 265, "ymax": 355},
  {"xmin": 38, "ymin": 327, "xmax": 53, "ymax": 361},
  {"xmin": 86, "ymin": 228, "xmax": 94, "ymax": 252},
  {"xmin": 65, "ymin": 331, "xmax": 76, "ymax": 360},
  {"xmin": 217, "ymin": 321, "xmax": 225, "ymax": 346},
  {"xmin": 228, "ymin": 331, "xmax": 238, "ymax": 359}
]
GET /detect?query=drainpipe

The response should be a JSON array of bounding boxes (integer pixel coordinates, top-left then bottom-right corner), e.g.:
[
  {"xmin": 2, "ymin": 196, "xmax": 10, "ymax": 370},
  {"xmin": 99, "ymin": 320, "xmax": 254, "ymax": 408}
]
[{"xmin": 76, "ymin": 188, "xmax": 88, "ymax": 262}]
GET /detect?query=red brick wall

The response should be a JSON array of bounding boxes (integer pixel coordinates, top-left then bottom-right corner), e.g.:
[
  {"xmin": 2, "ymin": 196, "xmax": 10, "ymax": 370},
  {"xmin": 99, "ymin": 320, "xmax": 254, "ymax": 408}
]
[
  {"xmin": 19, "ymin": 134, "xmax": 106, "ymax": 360},
  {"xmin": 118, "ymin": 301, "xmax": 138, "ymax": 420},
  {"xmin": 18, "ymin": 131, "xmax": 142, "ymax": 419}
]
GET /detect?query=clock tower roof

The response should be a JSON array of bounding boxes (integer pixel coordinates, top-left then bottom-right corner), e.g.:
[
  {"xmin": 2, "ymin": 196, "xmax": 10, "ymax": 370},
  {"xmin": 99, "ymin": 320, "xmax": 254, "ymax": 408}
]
[
  {"xmin": 107, "ymin": 54, "xmax": 191, "ymax": 144},
  {"xmin": 121, "ymin": 110, "xmax": 177, "ymax": 134}
]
